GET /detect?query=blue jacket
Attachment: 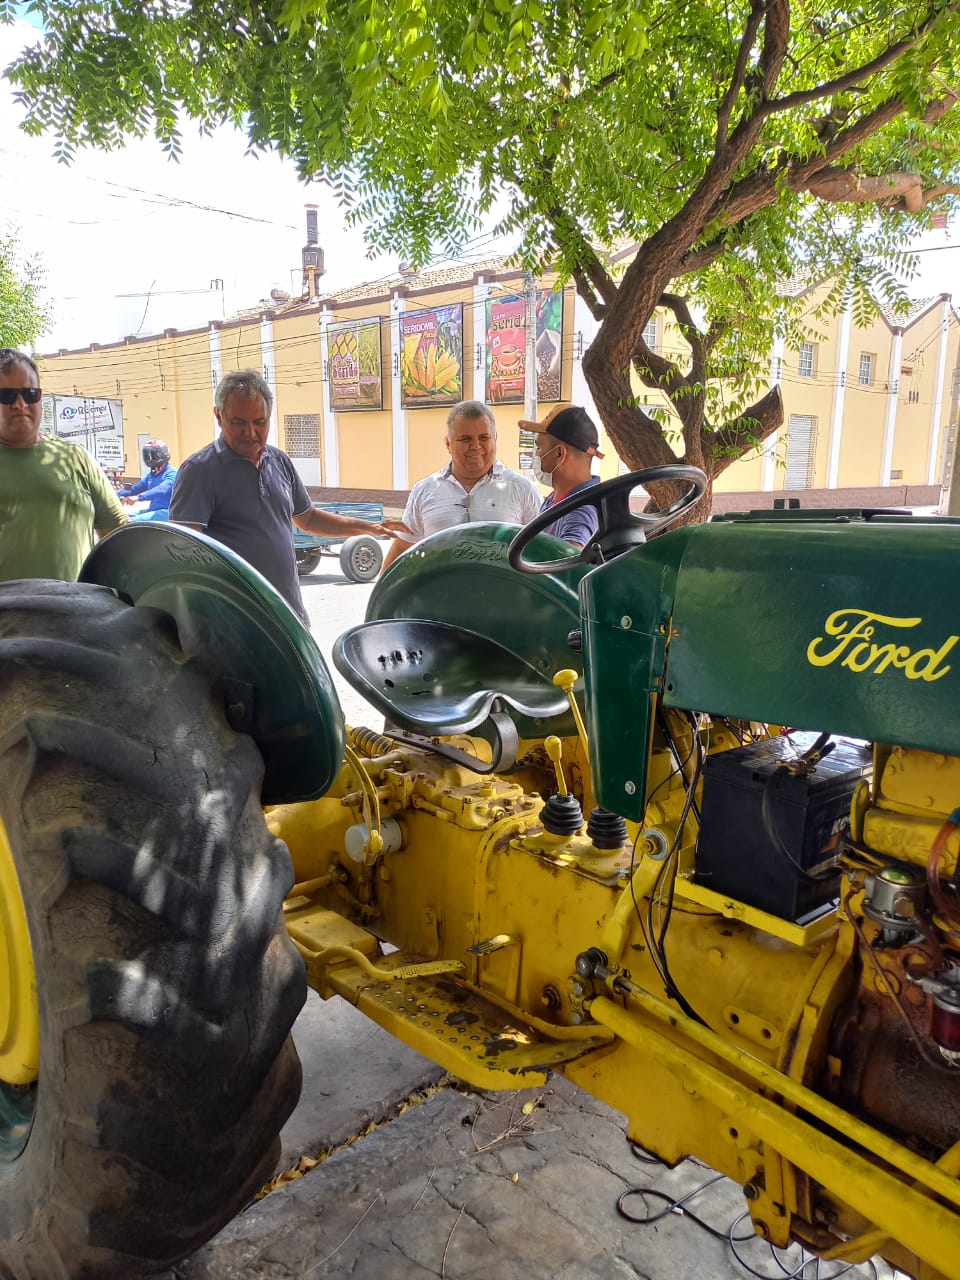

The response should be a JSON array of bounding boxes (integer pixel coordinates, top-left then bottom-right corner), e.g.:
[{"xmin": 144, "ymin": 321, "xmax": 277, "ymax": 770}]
[{"xmin": 119, "ymin": 463, "xmax": 178, "ymax": 511}]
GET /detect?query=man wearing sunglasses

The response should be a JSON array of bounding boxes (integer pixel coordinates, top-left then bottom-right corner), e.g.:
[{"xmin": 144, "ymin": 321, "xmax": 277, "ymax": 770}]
[{"xmin": 0, "ymin": 349, "xmax": 127, "ymax": 582}]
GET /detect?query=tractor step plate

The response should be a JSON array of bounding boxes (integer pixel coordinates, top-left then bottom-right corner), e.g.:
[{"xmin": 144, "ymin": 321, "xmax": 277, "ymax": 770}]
[{"xmin": 326, "ymin": 956, "xmax": 607, "ymax": 1089}]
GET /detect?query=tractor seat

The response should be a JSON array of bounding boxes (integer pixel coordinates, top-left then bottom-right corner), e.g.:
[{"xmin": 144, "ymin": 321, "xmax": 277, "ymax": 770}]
[{"xmin": 332, "ymin": 619, "xmax": 570, "ymax": 735}]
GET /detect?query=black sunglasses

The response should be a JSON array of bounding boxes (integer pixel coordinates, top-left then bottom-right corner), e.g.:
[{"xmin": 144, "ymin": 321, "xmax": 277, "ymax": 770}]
[{"xmin": 0, "ymin": 387, "xmax": 42, "ymax": 406}]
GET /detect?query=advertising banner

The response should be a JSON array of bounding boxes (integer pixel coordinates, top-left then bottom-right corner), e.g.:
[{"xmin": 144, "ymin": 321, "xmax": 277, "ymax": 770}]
[
  {"xmin": 327, "ymin": 318, "xmax": 383, "ymax": 411},
  {"xmin": 485, "ymin": 295, "xmax": 527, "ymax": 405},
  {"xmin": 42, "ymin": 395, "xmax": 125, "ymax": 469},
  {"xmin": 485, "ymin": 289, "xmax": 564, "ymax": 405},
  {"xmin": 400, "ymin": 304, "xmax": 463, "ymax": 409},
  {"xmin": 534, "ymin": 288, "xmax": 564, "ymax": 403}
]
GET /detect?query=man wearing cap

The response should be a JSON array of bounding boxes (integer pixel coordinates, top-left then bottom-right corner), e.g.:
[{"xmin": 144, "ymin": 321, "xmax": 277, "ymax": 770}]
[{"xmin": 521, "ymin": 405, "xmax": 604, "ymax": 549}]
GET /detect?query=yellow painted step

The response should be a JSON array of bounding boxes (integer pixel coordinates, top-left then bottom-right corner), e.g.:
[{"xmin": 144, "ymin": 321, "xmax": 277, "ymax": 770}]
[{"xmin": 332, "ymin": 962, "xmax": 608, "ymax": 1090}]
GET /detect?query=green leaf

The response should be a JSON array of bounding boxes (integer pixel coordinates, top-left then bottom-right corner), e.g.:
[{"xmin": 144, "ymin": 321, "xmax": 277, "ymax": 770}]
[{"xmin": 6, "ymin": 0, "xmax": 959, "ymax": 491}]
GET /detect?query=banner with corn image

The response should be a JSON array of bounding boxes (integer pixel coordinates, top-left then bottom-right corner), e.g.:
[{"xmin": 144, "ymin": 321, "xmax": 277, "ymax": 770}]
[
  {"xmin": 400, "ymin": 304, "xmax": 463, "ymax": 408},
  {"xmin": 328, "ymin": 318, "xmax": 383, "ymax": 411}
]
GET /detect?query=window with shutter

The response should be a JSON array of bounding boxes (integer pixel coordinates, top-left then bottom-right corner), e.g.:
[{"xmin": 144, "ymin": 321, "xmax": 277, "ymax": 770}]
[
  {"xmin": 784, "ymin": 414, "xmax": 817, "ymax": 490},
  {"xmin": 641, "ymin": 316, "xmax": 658, "ymax": 351}
]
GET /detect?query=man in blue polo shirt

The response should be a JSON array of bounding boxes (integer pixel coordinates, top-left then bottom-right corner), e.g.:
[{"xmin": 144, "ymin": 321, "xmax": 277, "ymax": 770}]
[
  {"xmin": 169, "ymin": 370, "xmax": 403, "ymax": 622},
  {"xmin": 520, "ymin": 405, "xmax": 604, "ymax": 548}
]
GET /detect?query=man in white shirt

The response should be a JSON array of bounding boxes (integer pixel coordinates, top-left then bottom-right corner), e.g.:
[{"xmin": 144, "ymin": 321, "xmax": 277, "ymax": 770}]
[{"xmin": 380, "ymin": 400, "xmax": 541, "ymax": 573}]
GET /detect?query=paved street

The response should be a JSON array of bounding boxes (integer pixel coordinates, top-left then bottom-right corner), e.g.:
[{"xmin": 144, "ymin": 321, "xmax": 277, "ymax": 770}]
[
  {"xmin": 161, "ymin": 567, "xmax": 905, "ymax": 1280},
  {"xmin": 298, "ymin": 567, "xmax": 380, "ymax": 728}
]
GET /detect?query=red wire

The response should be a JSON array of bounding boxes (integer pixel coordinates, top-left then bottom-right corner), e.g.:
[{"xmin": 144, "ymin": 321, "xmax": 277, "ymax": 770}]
[{"xmin": 926, "ymin": 819, "xmax": 960, "ymax": 929}]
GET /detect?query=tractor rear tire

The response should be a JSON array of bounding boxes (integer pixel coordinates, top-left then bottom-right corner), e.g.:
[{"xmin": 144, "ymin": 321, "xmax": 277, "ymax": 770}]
[
  {"xmin": 339, "ymin": 535, "xmax": 383, "ymax": 583},
  {"xmin": 0, "ymin": 580, "xmax": 306, "ymax": 1279}
]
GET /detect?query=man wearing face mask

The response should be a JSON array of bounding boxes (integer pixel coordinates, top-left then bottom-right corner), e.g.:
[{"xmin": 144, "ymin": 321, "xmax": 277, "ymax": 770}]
[{"xmin": 521, "ymin": 405, "xmax": 604, "ymax": 549}]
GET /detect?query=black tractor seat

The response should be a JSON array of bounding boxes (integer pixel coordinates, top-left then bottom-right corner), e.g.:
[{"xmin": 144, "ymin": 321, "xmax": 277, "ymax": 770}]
[{"xmin": 332, "ymin": 619, "xmax": 571, "ymax": 769}]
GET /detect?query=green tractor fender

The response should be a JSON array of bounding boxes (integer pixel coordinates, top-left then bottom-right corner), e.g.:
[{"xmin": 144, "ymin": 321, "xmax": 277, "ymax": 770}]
[{"xmin": 81, "ymin": 521, "xmax": 346, "ymax": 804}]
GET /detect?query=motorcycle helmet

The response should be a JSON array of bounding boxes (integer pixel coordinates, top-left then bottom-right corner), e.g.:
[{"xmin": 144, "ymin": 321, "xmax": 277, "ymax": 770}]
[{"xmin": 142, "ymin": 439, "xmax": 170, "ymax": 469}]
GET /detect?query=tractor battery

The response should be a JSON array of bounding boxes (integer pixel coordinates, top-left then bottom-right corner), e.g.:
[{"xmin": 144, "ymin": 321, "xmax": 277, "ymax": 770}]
[{"xmin": 694, "ymin": 732, "xmax": 872, "ymax": 922}]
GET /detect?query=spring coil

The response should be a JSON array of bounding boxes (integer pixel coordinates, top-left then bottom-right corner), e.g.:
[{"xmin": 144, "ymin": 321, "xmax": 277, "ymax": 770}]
[{"xmin": 349, "ymin": 725, "xmax": 395, "ymax": 758}]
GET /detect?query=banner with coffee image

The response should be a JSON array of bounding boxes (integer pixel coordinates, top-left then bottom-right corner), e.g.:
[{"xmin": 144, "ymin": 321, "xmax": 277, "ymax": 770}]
[{"xmin": 484, "ymin": 291, "xmax": 564, "ymax": 405}]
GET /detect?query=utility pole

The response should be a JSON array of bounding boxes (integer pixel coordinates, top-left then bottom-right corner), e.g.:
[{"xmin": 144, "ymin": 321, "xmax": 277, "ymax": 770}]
[
  {"xmin": 523, "ymin": 270, "xmax": 538, "ymax": 424},
  {"xmin": 940, "ymin": 322, "xmax": 960, "ymax": 511}
]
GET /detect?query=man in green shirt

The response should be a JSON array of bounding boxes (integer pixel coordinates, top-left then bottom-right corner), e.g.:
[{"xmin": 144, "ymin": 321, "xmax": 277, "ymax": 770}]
[{"xmin": 0, "ymin": 349, "xmax": 127, "ymax": 582}]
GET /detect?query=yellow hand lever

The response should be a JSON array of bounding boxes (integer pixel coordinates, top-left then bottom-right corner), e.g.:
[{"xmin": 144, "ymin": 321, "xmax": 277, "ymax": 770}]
[
  {"xmin": 552, "ymin": 669, "xmax": 589, "ymax": 749},
  {"xmin": 545, "ymin": 735, "xmax": 568, "ymax": 796}
]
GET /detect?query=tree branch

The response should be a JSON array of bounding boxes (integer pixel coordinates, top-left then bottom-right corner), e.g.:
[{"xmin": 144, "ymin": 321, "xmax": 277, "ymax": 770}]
[
  {"xmin": 761, "ymin": 0, "xmax": 959, "ymax": 118},
  {"xmin": 547, "ymin": 204, "xmax": 618, "ymax": 309},
  {"xmin": 804, "ymin": 169, "xmax": 960, "ymax": 212},
  {"xmin": 925, "ymin": 88, "xmax": 960, "ymax": 124},
  {"xmin": 698, "ymin": 85, "xmax": 957, "ymax": 236},
  {"xmin": 708, "ymin": 384, "xmax": 784, "ymax": 476},
  {"xmin": 717, "ymin": 0, "xmax": 765, "ymax": 139},
  {"xmin": 759, "ymin": 0, "xmax": 790, "ymax": 97},
  {"xmin": 572, "ymin": 265, "xmax": 606, "ymax": 320},
  {"xmin": 632, "ymin": 335, "xmax": 680, "ymax": 391},
  {"xmin": 661, "ymin": 291, "xmax": 707, "ymax": 373},
  {"xmin": 703, "ymin": 316, "xmax": 730, "ymax": 356}
]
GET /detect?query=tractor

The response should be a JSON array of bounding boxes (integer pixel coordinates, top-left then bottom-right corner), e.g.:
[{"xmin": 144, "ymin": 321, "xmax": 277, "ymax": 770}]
[{"xmin": 3, "ymin": 464, "xmax": 960, "ymax": 1279}]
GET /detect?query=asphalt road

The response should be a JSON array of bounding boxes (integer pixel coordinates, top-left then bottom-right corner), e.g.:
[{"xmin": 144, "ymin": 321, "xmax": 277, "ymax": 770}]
[{"xmin": 298, "ymin": 566, "xmax": 381, "ymax": 729}]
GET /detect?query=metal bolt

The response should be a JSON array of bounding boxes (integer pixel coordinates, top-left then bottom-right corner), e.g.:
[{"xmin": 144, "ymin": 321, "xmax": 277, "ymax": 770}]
[
  {"xmin": 744, "ymin": 1183, "xmax": 759, "ymax": 1201},
  {"xmin": 624, "ymin": 781, "xmax": 636, "ymax": 795},
  {"xmin": 620, "ymin": 615, "xmax": 632, "ymax": 629}
]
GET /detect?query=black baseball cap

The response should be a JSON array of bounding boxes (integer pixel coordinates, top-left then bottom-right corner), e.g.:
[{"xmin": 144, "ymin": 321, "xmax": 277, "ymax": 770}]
[{"xmin": 518, "ymin": 405, "xmax": 604, "ymax": 458}]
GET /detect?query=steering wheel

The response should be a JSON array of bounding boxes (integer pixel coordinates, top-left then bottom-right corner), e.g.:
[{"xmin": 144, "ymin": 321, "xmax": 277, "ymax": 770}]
[{"xmin": 508, "ymin": 464, "xmax": 707, "ymax": 574}]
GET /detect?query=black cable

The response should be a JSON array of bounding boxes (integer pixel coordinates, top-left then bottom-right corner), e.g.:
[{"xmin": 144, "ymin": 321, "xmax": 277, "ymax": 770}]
[
  {"xmin": 683, "ymin": 710, "xmax": 704, "ymax": 826},
  {"xmin": 617, "ymin": 1174, "xmax": 738, "ymax": 1240},
  {"xmin": 628, "ymin": 718, "xmax": 701, "ymax": 991},
  {"xmin": 727, "ymin": 1212, "xmax": 879, "ymax": 1280},
  {"xmin": 760, "ymin": 768, "xmax": 838, "ymax": 886},
  {"xmin": 647, "ymin": 736, "xmax": 708, "ymax": 1026},
  {"xmin": 656, "ymin": 707, "xmax": 701, "ymax": 823},
  {"xmin": 618, "ymin": 1167, "xmax": 884, "ymax": 1280}
]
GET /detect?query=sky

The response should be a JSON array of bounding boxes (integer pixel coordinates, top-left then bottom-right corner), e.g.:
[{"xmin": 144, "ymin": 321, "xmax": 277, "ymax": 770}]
[
  {"xmin": 0, "ymin": 16, "xmax": 404, "ymax": 353},
  {"xmin": 2, "ymin": 13, "xmax": 959, "ymax": 358}
]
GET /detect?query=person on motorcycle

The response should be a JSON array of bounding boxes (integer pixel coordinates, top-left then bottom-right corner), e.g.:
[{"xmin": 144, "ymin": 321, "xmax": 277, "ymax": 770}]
[{"xmin": 118, "ymin": 439, "xmax": 177, "ymax": 519}]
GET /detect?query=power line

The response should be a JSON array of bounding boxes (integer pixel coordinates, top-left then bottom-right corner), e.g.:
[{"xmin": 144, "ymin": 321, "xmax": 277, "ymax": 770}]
[{"xmin": 0, "ymin": 145, "xmax": 301, "ymax": 229}]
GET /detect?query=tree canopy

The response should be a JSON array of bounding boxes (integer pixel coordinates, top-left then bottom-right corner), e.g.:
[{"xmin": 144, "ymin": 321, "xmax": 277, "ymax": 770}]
[
  {"xmin": 0, "ymin": 229, "xmax": 47, "ymax": 350},
  {"xmin": 5, "ymin": 0, "xmax": 960, "ymax": 504}
]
